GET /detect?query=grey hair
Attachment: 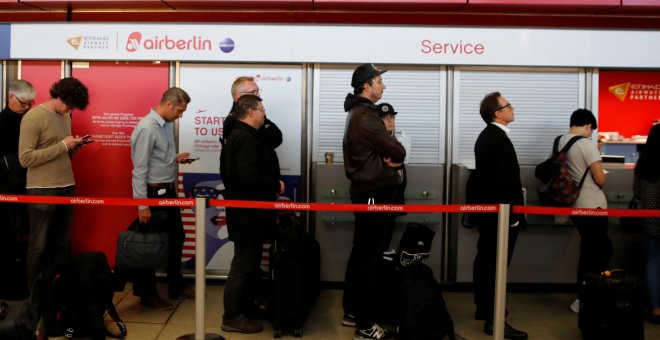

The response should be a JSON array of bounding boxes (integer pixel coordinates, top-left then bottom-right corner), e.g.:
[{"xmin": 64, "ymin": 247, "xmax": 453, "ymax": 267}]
[{"xmin": 9, "ymin": 79, "xmax": 35, "ymax": 100}]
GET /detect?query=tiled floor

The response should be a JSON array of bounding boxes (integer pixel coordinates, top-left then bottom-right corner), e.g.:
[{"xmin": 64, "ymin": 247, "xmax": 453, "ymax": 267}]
[
  {"xmin": 5, "ymin": 282, "xmax": 660, "ymax": 339},
  {"xmin": 103, "ymin": 282, "xmax": 659, "ymax": 339}
]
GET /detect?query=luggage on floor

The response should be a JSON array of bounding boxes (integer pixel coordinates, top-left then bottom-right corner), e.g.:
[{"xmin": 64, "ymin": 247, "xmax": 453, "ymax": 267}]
[
  {"xmin": 398, "ymin": 262, "xmax": 455, "ymax": 340},
  {"xmin": 0, "ymin": 300, "xmax": 42, "ymax": 340},
  {"xmin": 269, "ymin": 211, "xmax": 320, "ymax": 338},
  {"xmin": 37, "ymin": 252, "xmax": 127, "ymax": 340},
  {"xmin": 578, "ymin": 269, "xmax": 644, "ymax": 340},
  {"xmin": 0, "ymin": 239, "xmax": 29, "ymax": 300}
]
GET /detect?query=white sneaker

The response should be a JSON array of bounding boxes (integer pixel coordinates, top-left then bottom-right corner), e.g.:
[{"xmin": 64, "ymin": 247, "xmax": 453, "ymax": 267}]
[
  {"xmin": 354, "ymin": 323, "xmax": 397, "ymax": 340},
  {"xmin": 570, "ymin": 298, "xmax": 580, "ymax": 314}
]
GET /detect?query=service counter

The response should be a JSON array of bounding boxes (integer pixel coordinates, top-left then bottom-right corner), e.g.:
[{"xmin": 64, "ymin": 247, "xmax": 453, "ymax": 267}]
[
  {"xmin": 450, "ymin": 163, "xmax": 642, "ymax": 285},
  {"xmin": 311, "ymin": 163, "xmax": 445, "ymax": 282},
  {"xmin": 310, "ymin": 161, "xmax": 641, "ymax": 285}
]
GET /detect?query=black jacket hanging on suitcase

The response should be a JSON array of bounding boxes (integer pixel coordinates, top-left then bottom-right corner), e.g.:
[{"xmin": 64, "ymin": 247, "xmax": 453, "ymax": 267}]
[
  {"xmin": 578, "ymin": 269, "xmax": 644, "ymax": 340},
  {"xmin": 269, "ymin": 212, "xmax": 320, "ymax": 338}
]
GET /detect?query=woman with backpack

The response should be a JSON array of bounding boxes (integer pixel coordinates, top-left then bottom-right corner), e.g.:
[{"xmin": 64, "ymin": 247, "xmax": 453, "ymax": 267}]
[
  {"xmin": 560, "ymin": 109, "xmax": 612, "ymax": 314},
  {"xmin": 633, "ymin": 123, "xmax": 660, "ymax": 324}
]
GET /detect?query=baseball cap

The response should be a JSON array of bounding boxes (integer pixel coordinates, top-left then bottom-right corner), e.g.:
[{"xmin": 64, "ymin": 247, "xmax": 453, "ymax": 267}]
[
  {"xmin": 377, "ymin": 103, "xmax": 398, "ymax": 116},
  {"xmin": 351, "ymin": 63, "xmax": 388, "ymax": 88}
]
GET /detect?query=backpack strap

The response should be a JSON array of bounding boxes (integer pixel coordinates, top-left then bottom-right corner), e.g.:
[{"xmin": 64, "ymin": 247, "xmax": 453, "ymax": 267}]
[
  {"xmin": 105, "ymin": 301, "xmax": 128, "ymax": 339},
  {"xmin": 557, "ymin": 135, "xmax": 591, "ymax": 190},
  {"xmin": 557, "ymin": 135, "xmax": 584, "ymax": 155}
]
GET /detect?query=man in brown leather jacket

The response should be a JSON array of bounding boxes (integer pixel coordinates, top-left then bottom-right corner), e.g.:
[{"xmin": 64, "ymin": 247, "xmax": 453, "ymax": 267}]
[{"xmin": 341, "ymin": 63, "xmax": 405, "ymax": 340}]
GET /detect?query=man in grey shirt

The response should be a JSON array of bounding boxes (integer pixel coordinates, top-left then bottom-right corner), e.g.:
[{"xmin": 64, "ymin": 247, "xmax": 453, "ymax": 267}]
[{"xmin": 130, "ymin": 87, "xmax": 195, "ymax": 310}]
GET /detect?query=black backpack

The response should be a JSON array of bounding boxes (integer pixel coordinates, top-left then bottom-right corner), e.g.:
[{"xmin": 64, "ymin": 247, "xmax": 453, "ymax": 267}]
[
  {"xmin": 398, "ymin": 262, "xmax": 455, "ymax": 340},
  {"xmin": 535, "ymin": 135, "xmax": 589, "ymax": 207},
  {"xmin": 37, "ymin": 252, "xmax": 127, "ymax": 340}
]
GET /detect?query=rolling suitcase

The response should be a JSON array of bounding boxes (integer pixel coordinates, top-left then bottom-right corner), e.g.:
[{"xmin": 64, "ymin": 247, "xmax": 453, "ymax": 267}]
[
  {"xmin": 578, "ymin": 269, "xmax": 644, "ymax": 340},
  {"xmin": 269, "ymin": 212, "xmax": 320, "ymax": 338}
]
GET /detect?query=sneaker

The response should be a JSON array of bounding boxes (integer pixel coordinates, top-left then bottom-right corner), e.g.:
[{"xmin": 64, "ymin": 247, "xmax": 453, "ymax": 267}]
[
  {"xmin": 354, "ymin": 323, "xmax": 397, "ymax": 340},
  {"xmin": 342, "ymin": 313, "xmax": 356, "ymax": 327},
  {"xmin": 221, "ymin": 314, "xmax": 263, "ymax": 333},
  {"xmin": 570, "ymin": 299, "xmax": 580, "ymax": 314}
]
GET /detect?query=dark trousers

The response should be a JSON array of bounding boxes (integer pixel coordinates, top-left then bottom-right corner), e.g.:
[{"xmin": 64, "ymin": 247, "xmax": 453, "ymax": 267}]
[
  {"xmin": 343, "ymin": 188, "xmax": 397, "ymax": 329},
  {"xmin": 26, "ymin": 186, "xmax": 75, "ymax": 290},
  {"xmin": 223, "ymin": 240, "xmax": 263, "ymax": 320},
  {"xmin": 132, "ymin": 185, "xmax": 186, "ymax": 300},
  {"xmin": 473, "ymin": 221, "xmax": 520, "ymax": 323},
  {"xmin": 571, "ymin": 215, "xmax": 612, "ymax": 298}
]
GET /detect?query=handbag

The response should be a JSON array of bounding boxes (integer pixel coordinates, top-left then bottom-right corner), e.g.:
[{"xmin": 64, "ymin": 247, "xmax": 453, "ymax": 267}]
[
  {"xmin": 619, "ymin": 197, "xmax": 643, "ymax": 233},
  {"xmin": 115, "ymin": 212, "xmax": 169, "ymax": 268}
]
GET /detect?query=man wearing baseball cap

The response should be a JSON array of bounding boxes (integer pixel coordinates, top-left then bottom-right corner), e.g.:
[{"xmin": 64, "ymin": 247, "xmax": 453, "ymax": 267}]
[{"xmin": 342, "ymin": 64, "xmax": 405, "ymax": 340}]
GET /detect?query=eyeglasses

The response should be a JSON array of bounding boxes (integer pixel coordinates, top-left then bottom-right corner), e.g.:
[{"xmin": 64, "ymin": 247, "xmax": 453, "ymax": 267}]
[
  {"xmin": 496, "ymin": 103, "xmax": 513, "ymax": 111},
  {"xmin": 240, "ymin": 88, "xmax": 261, "ymax": 96},
  {"xmin": 15, "ymin": 96, "xmax": 35, "ymax": 108}
]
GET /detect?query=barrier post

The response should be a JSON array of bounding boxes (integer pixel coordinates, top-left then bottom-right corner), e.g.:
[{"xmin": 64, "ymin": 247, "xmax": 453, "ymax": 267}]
[
  {"xmin": 493, "ymin": 203, "xmax": 510, "ymax": 340},
  {"xmin": 177, "ymin": 197, "xmax": 224, "ymax": 340}
]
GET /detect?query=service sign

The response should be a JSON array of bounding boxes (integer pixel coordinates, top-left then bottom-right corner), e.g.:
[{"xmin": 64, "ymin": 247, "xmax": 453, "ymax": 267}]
[{"xmin": 7, "ymin": 23, "xmax": 660, "ymax": 68}]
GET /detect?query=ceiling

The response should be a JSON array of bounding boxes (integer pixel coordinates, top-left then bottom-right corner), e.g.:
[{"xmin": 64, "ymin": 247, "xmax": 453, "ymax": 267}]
[{"xmin": 0, "ymin": 0, "xmax": 659, "ymax": 29}]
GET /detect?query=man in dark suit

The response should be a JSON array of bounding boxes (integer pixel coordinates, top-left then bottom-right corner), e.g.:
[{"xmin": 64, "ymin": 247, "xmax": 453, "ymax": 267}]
[
  {"xmin": 221, "ymin": 94, "xmax": 284, "ymax": 334},
  {"xmin": 466, "ymin": 91, "xmax": 528, "ymax": 339}
]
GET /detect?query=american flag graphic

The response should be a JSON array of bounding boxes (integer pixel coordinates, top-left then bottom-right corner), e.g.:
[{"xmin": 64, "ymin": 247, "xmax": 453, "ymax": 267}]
[{"xmin": 177, "ymin": 172, "xmax": 272, "ymax": 268}]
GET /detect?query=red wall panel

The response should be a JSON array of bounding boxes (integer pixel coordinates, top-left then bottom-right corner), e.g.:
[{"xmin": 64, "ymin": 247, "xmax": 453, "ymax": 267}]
[
  {"xmin": 599, "ymin": 71, "xmax": 660, "ymax": 138},
  {"xmin": 19, "ymin": 60, "xmax": 62, "ymax": 106},
  {"xmin": 69, "ymin": 61, "xmax": 169, "ymax": 263}
]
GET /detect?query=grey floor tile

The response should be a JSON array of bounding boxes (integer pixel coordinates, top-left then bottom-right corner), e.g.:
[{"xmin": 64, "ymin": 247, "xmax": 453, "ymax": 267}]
[{"xmin": 102, "ymin": 283, "xmax": 660, "ymax": 340}]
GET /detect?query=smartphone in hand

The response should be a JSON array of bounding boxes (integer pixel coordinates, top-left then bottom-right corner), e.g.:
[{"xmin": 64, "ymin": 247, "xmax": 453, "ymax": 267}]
[{"xmin": 81, "ymin": 135, "xmax": 95, "ymax": 144}]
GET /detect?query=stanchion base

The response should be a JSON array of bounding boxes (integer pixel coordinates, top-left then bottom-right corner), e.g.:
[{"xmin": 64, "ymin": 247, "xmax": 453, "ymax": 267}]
[{"xmin": 176, "ymin": 333, "xmax": 225, "ymax": 340}]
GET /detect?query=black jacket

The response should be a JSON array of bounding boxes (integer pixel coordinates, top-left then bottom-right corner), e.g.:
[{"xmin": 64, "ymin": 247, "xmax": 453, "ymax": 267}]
[
  {"xmin": 220, "ymin": 104, "xmax": 282, "ymax": 182},
  {"xmin": 223, "ymin": 121, "xmax": 281, "ymax": 243},
  {"xmin": 342, "ymin": 93, "xmax": 406, "ymax": 194},
  {"xmin": 466, "ymin": 124, "xmax": 526, "ymax": 227},
  {"xmin": 0, "ymin": 106, "xmax": 27, "ymax": 194}
]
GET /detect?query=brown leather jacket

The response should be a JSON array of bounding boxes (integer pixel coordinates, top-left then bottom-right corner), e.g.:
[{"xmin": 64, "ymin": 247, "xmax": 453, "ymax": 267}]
[{"xmin": 342, "ymin": 93, "xmax": 406, "ymax": 194}]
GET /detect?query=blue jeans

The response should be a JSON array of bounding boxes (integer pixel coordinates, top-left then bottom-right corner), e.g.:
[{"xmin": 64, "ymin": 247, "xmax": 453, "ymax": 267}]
[
  {"xmin": 647, "ymin": 236, "xmax": 660, "ymax": 310},
  {"xmin": 26, "ymin": 186, "xmax": 75, "ymax": 289}
]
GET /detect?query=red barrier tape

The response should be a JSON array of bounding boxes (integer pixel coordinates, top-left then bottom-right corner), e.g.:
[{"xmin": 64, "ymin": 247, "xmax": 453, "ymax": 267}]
[
  {"xmin": 3, "ymin": 194, "xmax": 660, "ymax": 218},
  {"xmin": 212, "ymin": 199, "xmax": 499, "ymax": 213},
  {"xmin": 0, "ymin": 194, "xmax": 194, "ymax": 207},
  {"xmin": 514, "ymin": 205, "xmax": 660, "ymax": 218}
]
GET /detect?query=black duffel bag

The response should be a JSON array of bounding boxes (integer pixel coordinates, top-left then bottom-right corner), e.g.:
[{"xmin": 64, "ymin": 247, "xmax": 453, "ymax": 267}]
[{"xmin": 115, "ymin": 211, "xmax": 169, "ymax": 269}]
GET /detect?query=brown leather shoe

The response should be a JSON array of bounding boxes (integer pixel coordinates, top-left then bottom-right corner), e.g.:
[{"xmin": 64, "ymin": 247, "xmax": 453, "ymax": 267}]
[
  {"xmin": 140, "ymin": 296, "xmax": 174, "ymax": 310},
  {"xmin": 221, "ymin": 314, "xmax": 263, "ymax": 333},
  {"xmin": 173, "ymin": 285, "xmax": 195, "ymax": 299}
]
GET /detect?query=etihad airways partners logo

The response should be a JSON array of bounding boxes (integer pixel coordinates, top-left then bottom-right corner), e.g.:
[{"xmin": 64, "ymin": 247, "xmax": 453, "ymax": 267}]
[
  {"xmin": 125, "ymin": 31, "xmax": 214, "ymax": 53},
  {"xmin": 66, "ymin": 35, "xmax": 110, "ymax": 51},
  {"xmin": 609, "ymin": 82, "xmax": 660, "ymax": 101}
]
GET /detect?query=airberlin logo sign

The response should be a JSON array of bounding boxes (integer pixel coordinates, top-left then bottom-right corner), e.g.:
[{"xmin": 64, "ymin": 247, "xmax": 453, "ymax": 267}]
[
  {"xmin": 609, "ymin": 82, "xmax": 660, "ymax": 101},
  {"xmin": 125, "ymin": 32, "xmax": 235, "ymax": 54}
]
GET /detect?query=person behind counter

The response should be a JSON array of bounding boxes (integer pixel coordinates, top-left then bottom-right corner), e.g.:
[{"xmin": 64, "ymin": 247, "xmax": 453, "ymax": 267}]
[{"xmin": 633, "ymin": 123, "xmax": 660, "ymax": 324}]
